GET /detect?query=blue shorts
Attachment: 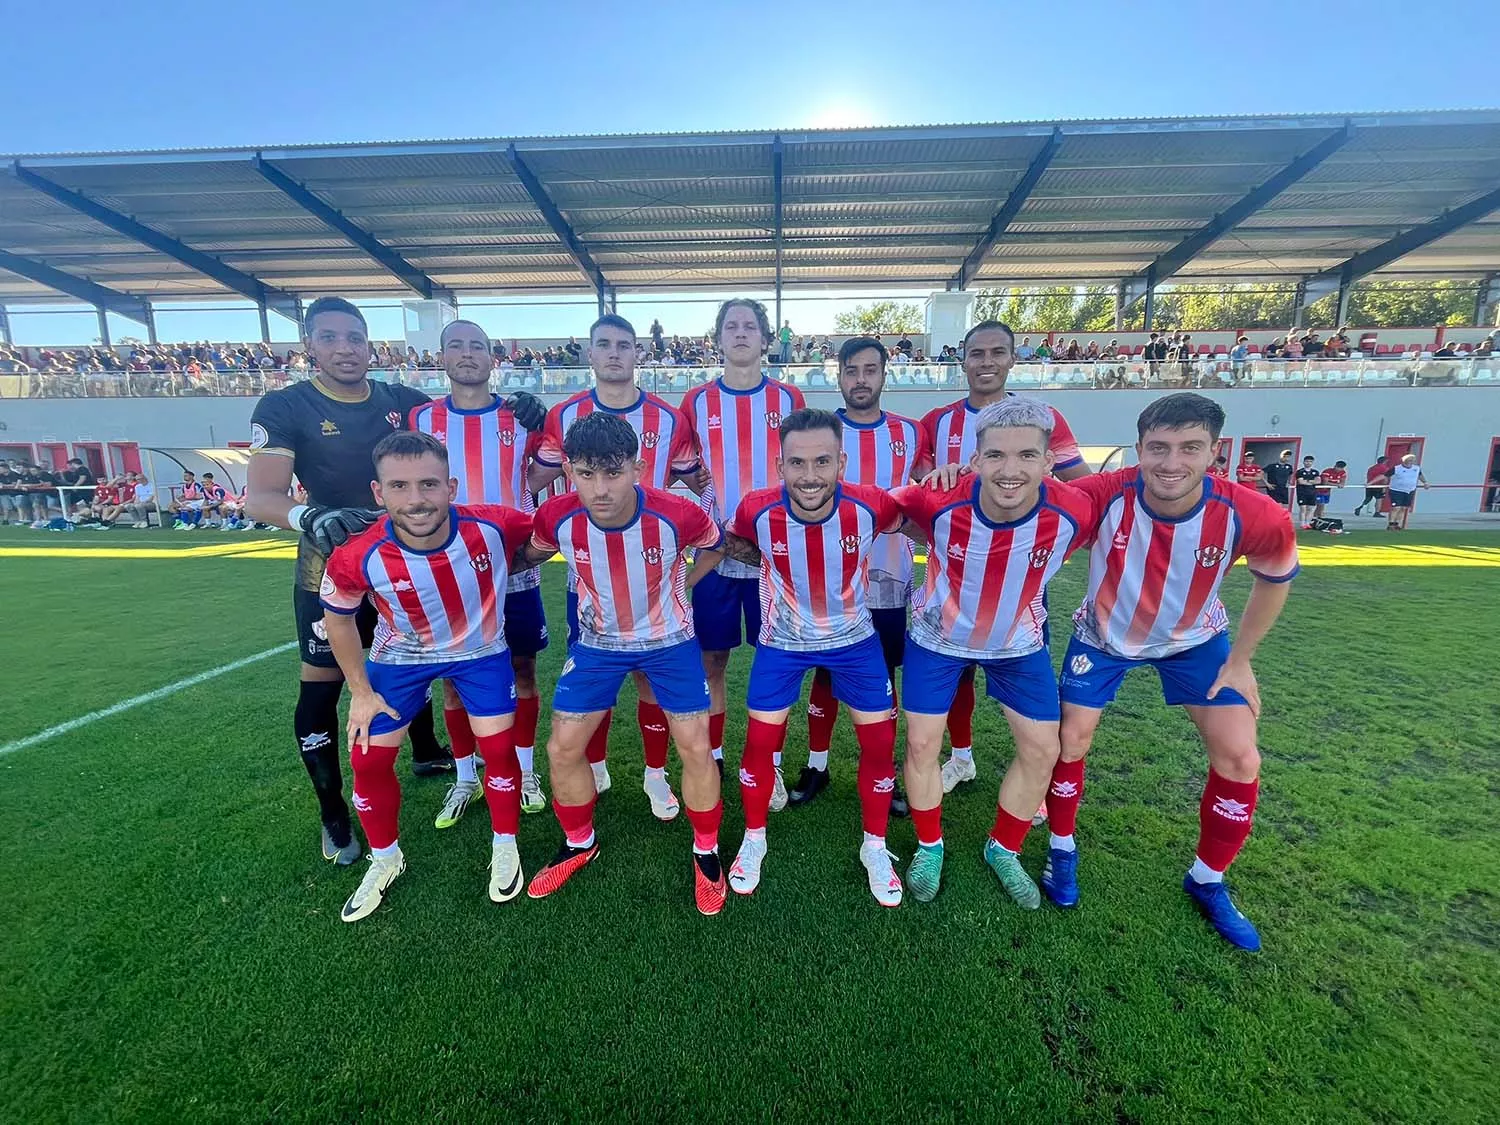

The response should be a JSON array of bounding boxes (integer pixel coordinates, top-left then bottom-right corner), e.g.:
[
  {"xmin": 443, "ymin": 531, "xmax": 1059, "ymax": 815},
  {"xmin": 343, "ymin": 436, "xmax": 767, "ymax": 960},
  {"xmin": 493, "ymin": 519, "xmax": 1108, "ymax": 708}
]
[
  {"xmin": 749, "ymin": 634, "xmax": 893, "ymax": 714},
  {"xmin": 903, "ymin": 638, "xmax": 1060, "ymax": 723},
  {"xmin": 691, "ymin": 570, "xmax": 761, "ymax": 651},
  {"xmin": 1058, "ymin": 631, "xmax": 1247, "ymax": 710},
  {"xmin": 366, "ymin": 651, "xmax": 518, "ymax": 736},
  {"xmin": 870, "ymin": 607, "xmax": 908, "ymax": 671},
  {"xmin": 554, "ymin": 638, "xmax": 711, "ymax": 716},
  {"xmin": 503, "ymin": 586, "xmax": 549, "ymax": 658}
]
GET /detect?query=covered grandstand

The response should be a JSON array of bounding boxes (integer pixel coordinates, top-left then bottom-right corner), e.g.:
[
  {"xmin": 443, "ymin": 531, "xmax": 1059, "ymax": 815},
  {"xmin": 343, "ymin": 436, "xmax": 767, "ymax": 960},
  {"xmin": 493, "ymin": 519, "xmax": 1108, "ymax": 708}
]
[{"xmin": 1, "ymin": 110, "xmax": 1499, "ymax": 343}]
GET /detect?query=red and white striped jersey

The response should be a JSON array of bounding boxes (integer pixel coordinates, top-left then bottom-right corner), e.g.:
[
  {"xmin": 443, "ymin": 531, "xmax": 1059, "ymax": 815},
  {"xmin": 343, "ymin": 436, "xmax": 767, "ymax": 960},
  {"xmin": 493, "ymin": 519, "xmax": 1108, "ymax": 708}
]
[
  {"xmin": 919, "ymin": 393, "xmax": 1085, "ymax": 473},
  {"xmin": 732, "ymin": 482, "xmax": 904, "ymax": 652},
  {"xmin": 320, "ymin": 503, "xmax": 534, "ymax": 665},
  {"xmin": 893, "ymin": 479, "xmax": 1094, "ymax": 660},
  {"xmin": 1068, "ymin": 468, "xmax": 1300, "ymax": 660},
  {"xmin": 409, "ymin": 395, "xmax": 542, "ymax": 592},
  {"xmin": 535, "ymin": 387, "xmax": 699, "ymax": 490},
  {"xmin": 837, "ymin": 408, "xmax": 933, "ymax": 608},
  {"xmin": 532, "ymin": 486, "xmax": 722, "ymax": 652},
  {"xmin": 681, "ymin": 375, "xmax": 806, "ymax": 578}
]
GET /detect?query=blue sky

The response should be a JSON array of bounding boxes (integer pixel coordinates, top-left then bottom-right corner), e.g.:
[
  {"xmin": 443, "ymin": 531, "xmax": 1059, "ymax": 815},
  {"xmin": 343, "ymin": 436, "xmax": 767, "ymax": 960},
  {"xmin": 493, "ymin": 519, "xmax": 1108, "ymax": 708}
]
[{"xmin": 3, "ymin": 0, "xmax": 1488, "ymax": 345}]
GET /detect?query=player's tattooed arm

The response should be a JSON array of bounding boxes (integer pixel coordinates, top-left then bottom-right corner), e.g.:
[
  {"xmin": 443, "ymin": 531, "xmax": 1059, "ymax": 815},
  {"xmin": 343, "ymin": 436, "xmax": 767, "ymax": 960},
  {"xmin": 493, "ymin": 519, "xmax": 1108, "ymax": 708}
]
[
  {"xmin": 718, "ymin": 530, "xmax": 761, "ymax": 567},
  {"xmin": 510, "ymin": 540, "xmax": 556, "ymax": 572}
]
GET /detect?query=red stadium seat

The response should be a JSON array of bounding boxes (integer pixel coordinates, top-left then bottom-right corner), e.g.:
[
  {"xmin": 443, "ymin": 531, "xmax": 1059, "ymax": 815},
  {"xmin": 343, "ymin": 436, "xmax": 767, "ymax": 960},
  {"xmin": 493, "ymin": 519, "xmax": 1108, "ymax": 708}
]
[
  {"xmin": 1196, "ymin": 345, "xmax": 1211, "ymax": 355},
  {"xmin": 1213, "ymin": 344, "xmax": 1229, "ymax": 355},
  {"xmin": 1375, "ymin": 344, "xmax": 1391, "ymax": 355}
]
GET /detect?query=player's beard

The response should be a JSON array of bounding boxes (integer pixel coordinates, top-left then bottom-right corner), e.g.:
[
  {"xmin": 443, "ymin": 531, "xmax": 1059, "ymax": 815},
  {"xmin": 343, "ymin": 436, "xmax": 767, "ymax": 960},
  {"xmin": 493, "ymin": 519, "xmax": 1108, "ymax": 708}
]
[
  {"xmin": 390, "ymin": 506, "xmax": 447, "ymax": 542},
  {"xmin": 788, "ymin": 480, "xmax": 835, "ymax": 516}
]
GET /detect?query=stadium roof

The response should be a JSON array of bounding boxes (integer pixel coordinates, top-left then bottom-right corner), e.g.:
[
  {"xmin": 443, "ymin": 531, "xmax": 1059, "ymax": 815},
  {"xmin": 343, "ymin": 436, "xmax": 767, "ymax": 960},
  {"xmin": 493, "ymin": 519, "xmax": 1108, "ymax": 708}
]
[{"xmin": 2, "ymin": 110, "xmax": 1499, "ymax": 325}]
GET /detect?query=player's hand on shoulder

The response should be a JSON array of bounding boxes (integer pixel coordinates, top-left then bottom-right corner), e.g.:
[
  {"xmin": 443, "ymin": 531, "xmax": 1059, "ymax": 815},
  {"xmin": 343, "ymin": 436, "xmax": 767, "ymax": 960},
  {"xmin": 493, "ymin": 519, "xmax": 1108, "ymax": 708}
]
[
  {"xmin": 299, "ymin": 506, "xmax": 385, "ymax": 554},
  {"xmin": 919, "ymin": 463, "xmax": 970, "ymax": 491},
  {"xmin": 503, "ymin": 391, "xmax": 547, "ymax": 432}
]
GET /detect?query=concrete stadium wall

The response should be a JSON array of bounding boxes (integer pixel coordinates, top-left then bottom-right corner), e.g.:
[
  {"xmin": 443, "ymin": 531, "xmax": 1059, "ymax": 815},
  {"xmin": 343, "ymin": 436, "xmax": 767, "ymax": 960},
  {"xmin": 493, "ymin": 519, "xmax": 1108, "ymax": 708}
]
[{"xmin": 3, "ymin": 387, "xmax": 1497, "ymax": 514}]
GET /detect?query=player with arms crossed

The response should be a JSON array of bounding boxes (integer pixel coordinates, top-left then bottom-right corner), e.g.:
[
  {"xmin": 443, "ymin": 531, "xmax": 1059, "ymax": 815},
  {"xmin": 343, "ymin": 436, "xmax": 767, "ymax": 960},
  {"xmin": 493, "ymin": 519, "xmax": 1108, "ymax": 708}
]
[
  {"xmin": 321, "ymin": 432, "xmax": 536, "ymax": 921},
  {"xmin": 894, "ymin": 398, "xmax": 1095, "ymax": 905},
  {"xmin": 516, "ymin": 413, "xmax": 731, "ymax": 915},
  {"xmin": 681, "ymin": 299, "xmax": 806, "ymax": 795},
  {"xmin": 246, "ymin": 296, "xmax": 451, "ymax": 866},
  {"xmin": 919, "ymin": 320, "xmax": 1091, "ymax": 795},
  {"xmin": 791, "ymin": 336, "xmax": 931, "ymax": 812},
  {"xmin": 716, "ymin": 408, "xmax": 907, "ymax": 905},
  {"xmin": 409, "ymin": 319, "xmax": 548, "ymax": 827},
  {"xmin": 529, "ymin": 314, "xmax": 703, "ymax": 820},
  {"xmin": 1046, "ymin": 393, "xmax": 1299, "ymax": 951}
]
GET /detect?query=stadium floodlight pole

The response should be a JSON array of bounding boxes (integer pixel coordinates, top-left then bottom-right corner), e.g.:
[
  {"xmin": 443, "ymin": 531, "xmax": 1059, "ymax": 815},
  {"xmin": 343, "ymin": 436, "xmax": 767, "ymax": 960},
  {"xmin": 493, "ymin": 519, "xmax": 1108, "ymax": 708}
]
[{"xmin": 773, "ymin": 135, "xmax": 784, "ymax": 330}]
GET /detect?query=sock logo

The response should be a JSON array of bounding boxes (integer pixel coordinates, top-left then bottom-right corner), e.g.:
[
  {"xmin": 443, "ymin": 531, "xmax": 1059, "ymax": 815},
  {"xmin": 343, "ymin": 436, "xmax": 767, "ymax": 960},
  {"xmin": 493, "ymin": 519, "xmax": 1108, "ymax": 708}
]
[
  {"xmin": 352, "ymin": 793, "xmax": 372, "ymax": 812},
  {"xmin": 808, "ymin": 703, "xmax": 825, "ymax": 717},
  {"xmin": 738, "ymin": 768, "xmax": 756, "ymax": 787},
  {"xmin": 644, "ymin": 724, "xmax": 667, "ymax": 733},
  {"xmin": 1212, "ymin": 796, "xmax": 1251, "ymax": 822},
  {"xmin": 487, "ymin": 776, "xmax": 516, "ymax": 792},
  {"xmin": 1050, "ymin": 780, "xmax": 1079, "ymax": 798},
  {"xmin": 300, "ymin": 732, "xmax": 332, "ymax": 752},
  {"xmin": 873, "ymin": 776, "xmax": 895, "ymax": 794}
]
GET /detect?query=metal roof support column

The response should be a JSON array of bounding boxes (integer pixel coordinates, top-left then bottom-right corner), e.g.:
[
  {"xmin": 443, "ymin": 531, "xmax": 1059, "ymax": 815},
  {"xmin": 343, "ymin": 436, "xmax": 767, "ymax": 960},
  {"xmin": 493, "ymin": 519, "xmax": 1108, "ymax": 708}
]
[
  {"xmin": 1473, "ymin": 274, "xmax": 1496, "ymax": 326},
  {"xmin": 505, "ymin": 144, "xmax": 610, "ymax": 304},
  {"xmin": 772, "ymin": 135, "xmax": 784, "ymax": 332},
  {"xmin": 1335, "ymin": 272, "xmax": 1354, "ymax": 327},
  {"xmin": 258, "ymin": 301, "xmax": 271, "ymax": 344},
  {"xmin": 1141, "ymin": 267, "xmax": 1158, "ymax": 331},
  {"xmin": 143, "ymin": 302, "xmax": 157, "ymax": 345},
  {"xmin": 1113, "ymin": 281, "xmax": 1126, "ymax": 331},
  {"xmin": 10, "ymin": 164, "xmax": 302, "ymax": 324},
  {"xmin": 96, "ymin": 306, "xmax": 111, "ymax": 349},
  {"xmin": 951, "ymin": 128, "xmax": 1063, "ymax": 291},
  {"xmin": 1292, "ymin": 278, "xmax": 1308, "ymax": 329},
  {"xmin": 0, "ymin": 303, "xmax": 10, "ymax": 345}
]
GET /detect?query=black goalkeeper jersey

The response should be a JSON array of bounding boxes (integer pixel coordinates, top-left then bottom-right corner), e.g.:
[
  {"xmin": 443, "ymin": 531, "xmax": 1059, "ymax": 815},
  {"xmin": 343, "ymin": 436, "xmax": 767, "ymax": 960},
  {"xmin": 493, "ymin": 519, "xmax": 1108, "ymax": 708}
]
[{"xmin": 250, "ymin": 377, "xmax": 429, "ymax": 587}]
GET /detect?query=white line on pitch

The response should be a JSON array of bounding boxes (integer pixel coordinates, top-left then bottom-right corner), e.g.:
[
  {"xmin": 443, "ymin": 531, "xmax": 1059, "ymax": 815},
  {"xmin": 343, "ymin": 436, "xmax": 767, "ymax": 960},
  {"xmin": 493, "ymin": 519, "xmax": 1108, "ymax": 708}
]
[{"xmin": 0, "ymin": 642, "xmax": 298, "ymax": 757}]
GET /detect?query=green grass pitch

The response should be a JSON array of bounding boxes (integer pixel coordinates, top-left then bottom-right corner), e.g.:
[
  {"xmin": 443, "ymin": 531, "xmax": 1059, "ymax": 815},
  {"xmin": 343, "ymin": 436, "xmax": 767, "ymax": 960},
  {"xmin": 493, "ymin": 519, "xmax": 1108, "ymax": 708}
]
[{"xmin": 1, "ymin": 527, "xmax": 1496, "ymax": 1122}]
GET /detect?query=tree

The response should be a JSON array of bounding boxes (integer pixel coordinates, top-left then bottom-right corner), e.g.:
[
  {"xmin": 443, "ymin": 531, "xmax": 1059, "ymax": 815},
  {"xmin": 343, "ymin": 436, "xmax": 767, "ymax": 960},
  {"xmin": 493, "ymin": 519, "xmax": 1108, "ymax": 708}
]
[
  {"xmin": 973, "ymin": 285, "xmax": 1118, "ymax": 334},
  {"xmin": 833, "ymin": 300, "xmax": 923, "ymax": 336}
]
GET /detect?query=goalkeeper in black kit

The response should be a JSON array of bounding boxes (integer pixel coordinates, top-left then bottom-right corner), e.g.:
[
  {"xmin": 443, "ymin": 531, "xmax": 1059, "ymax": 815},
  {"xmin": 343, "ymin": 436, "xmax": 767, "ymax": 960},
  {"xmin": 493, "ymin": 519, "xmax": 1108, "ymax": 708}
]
[{"xmin": 246, "ymin": 296, "xmax": 546, "ymax": 864}]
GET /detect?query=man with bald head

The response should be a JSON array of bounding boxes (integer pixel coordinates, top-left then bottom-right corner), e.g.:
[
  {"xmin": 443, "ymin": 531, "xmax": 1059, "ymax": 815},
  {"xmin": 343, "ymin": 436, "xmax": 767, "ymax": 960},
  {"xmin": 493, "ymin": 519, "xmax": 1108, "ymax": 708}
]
[{"xmin": 409, "ymin": 320, "xmax": 548, "ymax": 827}]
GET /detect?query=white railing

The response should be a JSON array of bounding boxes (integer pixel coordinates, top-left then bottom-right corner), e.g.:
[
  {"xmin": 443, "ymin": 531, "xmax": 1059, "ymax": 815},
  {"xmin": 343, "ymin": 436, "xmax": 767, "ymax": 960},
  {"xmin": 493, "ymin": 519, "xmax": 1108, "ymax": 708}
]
[{"xmin": 3, "ymin": 356, "xmax": 1497, "ymax": 399}]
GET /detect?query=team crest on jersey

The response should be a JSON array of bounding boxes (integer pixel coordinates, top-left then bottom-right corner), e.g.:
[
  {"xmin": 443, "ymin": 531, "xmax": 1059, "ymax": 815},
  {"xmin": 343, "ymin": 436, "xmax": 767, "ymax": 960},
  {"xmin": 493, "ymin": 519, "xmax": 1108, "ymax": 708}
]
[
  {"xmin": 470, "ymin": 553, "xmax": 492, "ymax": 572},
  {"xmin": 1195, "ymin": 545, "xmax": 1227, "ymax": 568},
  {"xmin": 1028, "ymin": 546, "xmax": 1053, "ymax": 569},
  {"xmin": 1069, "ymin": 653, "xmax": 1093, "ymax": 676},
  {"xmin": 764, "ymin": 412, "xmax": 782, "ymax": 428},
  {"xmin": 889, "ymin": 440, "xmax": 907, "ymax": 457},
  {"xmin": 840, "ymin": 534, "xmax": 860, "ymax": 554},
  {"xmin": 641, "ymin": 546, "xmax": 664, "ymax": 566},
  {"xmin": 385, "ymin": 411, "xmax": 401, "ymax": 429},
  {"xmin": 319, "ymin": 419, "xmax": 340, "ymax": 436},
  {"xmin": 639, "ymin": 430, "xmax": 660, "ymax": 449},
  {"xmin": 499, "ymin": 428, "xmax": 515, "ymax": 447}
]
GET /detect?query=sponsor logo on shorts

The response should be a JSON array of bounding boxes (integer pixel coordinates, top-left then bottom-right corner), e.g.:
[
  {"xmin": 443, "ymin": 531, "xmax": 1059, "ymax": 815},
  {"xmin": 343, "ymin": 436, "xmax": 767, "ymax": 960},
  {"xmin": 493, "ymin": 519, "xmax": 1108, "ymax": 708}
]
[
  {"xmin": 249, "ymin": 422, "xmax": 270, "ymax": 450},
  {"xmin": 1195, "ymin": 545, "xmax": 1227, "ymax": 568},
  {"xmin": 312, "ymin": 620, "xmax": 328, "ymax": 641},
  {"xmin": 561, "ymin": 657, "xmax": 575, "ymax": 676},
  {"xmin": 1069, "ymin": 654, "xmax": 1093, "ymax": 676},
  {"xmin": 1212, "ymin": 797, "xmax": 1251, "ymax": 822}
]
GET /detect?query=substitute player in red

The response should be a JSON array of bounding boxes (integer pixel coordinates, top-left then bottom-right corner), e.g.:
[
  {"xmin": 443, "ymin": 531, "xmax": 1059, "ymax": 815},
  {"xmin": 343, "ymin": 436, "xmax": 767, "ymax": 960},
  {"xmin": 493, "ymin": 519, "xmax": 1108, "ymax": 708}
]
[
  {"xmin": 794, "ymin": 337, "xmax": 932, "ymax": 813},
  {"xmin": 530, "ymin": 314, "xmax": 703, "ymax": 820},
  {"xmin": 516, "ymin": 412, "xmax": 730, "ymax": 915},
  {"xmin": 894, "ymin": 398, "xmax": 1095, "ymax": 906},
  {"xmin": 715, "ymin": 408, "xmax": 906, "ymax": 905},
  {"xmin": 682, "ymin": 299, "xmax": 806, "ymax": 794},
  {"xmin": 1046, "ymin": 393, "xmax": 1299, "ymax": 951},
  {"xmin": 319, "ymin": 432, "xmax": 536, "ymax": 922},
  {"xmin": 919, "ymin": 320, "xmax": 1091, "ymax": 795},
  {"xmin": 410, "ymin": 319, "xmax": 548, "ymax": 826}
]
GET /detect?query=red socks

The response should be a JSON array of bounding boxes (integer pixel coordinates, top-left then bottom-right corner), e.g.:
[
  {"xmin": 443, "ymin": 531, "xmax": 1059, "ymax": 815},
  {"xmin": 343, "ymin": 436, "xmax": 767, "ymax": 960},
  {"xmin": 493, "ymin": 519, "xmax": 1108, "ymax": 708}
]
[
  {"xmin": 584, "ymin": 708, "xmax": 612, "ymax": 765},
  {"xmin": 854, "ymin": 718, "xmax": 897, "ymax": 837},
  {"xmin": 948, "ymin": 670, "xmax": 975, "ymax": 747},
  {"xmin": 989, "ymin": 805, "xmax": 1033, "ymax": 854},
  {"xmin": 910, "ymin": 803, "xmax": 943, "ymax": 848},
  {"xmin": 1046, "ymin": 758, "xmax": 1086, "ymax": 836},
  {"xmin": 554, "ymin": 796, "xmax": 597, "ymax": 847},
  {"xmin": 709, "ymin": 710, "xmax": 726, "ymax": 751},
  {"xmin": 685, "ymin": 801, "xmax": 723, "ymax": 853},
  {"xmin": 476, "ymin": 728, "xmax": 520, "ymax": 836},
  {"xmin": 638, "ymin": 700, "xmax": 670, "ymax": 771},
  {"xmin": 807, "ymin": 670, "xmax": 838, "ymax": 753},
  {"xmin": 740, "ymin": 717, "xmax": 786, "ymax": 831},
  {"xmin": 512, "ymin": 694, "xmax": 539, "ymax": 749},
  {"xmin": 443, "ymin": 706, "xmax": 476, "ymax": 762},
  {"xmin": 349, "ymin": 742, "xmax": 401, "ymax": 849},
  {"xmin": 1196, "ymin": 770, "xmax": 1259, "ymax": 872}
]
